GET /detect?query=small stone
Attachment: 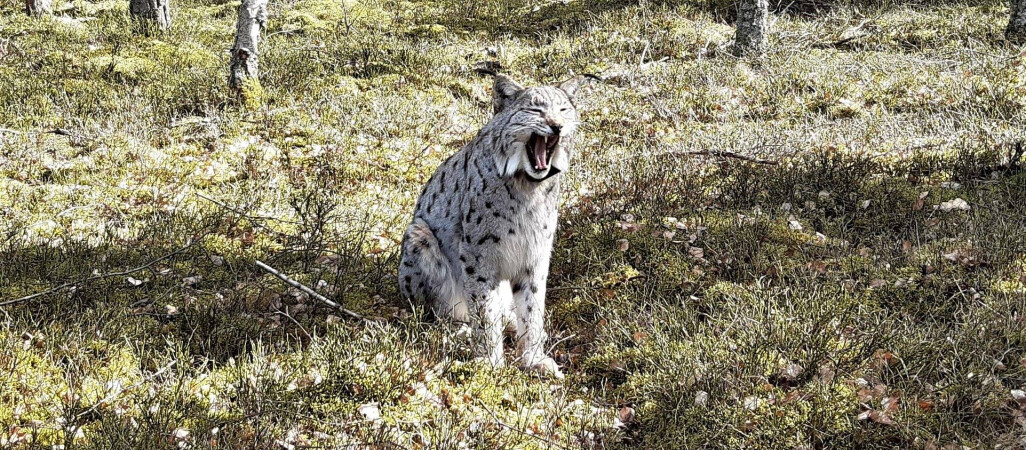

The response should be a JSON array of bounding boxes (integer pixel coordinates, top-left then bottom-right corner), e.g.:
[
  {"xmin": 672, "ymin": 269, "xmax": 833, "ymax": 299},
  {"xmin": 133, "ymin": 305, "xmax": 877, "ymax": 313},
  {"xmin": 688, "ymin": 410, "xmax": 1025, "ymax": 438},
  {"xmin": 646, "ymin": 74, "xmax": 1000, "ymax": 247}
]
[
  {"xmin": 358, "ymin": 403, "xmax": 380, "ymax": 421},
  {"xmin": 937, "ymin": 198, "xmax": 970, "ymax": 212},
  {"xmin": 1012, "ymin": 389, "xmax": 1026, "ymax": 402},
  {"xmin": 743, "ymin": 396, "xmax": 761, "ymax": 411},
  {"xmin": 695, "ymin": 391, "xmax": 709, "ymax": 407}
]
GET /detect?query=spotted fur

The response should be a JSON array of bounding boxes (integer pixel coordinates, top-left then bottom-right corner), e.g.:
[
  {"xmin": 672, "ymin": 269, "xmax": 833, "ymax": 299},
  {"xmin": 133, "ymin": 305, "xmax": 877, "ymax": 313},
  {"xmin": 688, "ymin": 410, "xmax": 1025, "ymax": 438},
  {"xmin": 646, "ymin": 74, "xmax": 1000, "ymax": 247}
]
[{"xmin": 399, "ymin": 74, "xmax": 584, "ymax": 378}]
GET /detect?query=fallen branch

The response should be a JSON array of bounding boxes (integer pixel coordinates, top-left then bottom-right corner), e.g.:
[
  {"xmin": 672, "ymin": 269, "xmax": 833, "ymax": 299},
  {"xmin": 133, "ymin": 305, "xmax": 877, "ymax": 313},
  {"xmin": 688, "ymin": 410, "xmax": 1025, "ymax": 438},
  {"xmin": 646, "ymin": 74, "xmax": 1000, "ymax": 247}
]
[
  {"xmin": 0, "ymin": 127, "xmax": 79, "ymax": 137},
  {"xmin": 0, "ymin": 239, "xmax": 200, "ymax": 308},
  {"xmin": 812, "ymin": 33, "xmax": 870, "ymax": 49},
  {"xmin": 812, "ymin": 19, "xmax": 874, "ymax": 49},
  {"xmin": 265, "ymin": 28, "xmax": 302, "ymax": 39},
  {"xmin": 254, "ymin": 259, "xmax": 363, "ymax": 321},
  {"xmin": 665, "ymin": 149, "xmax": 780, "ymax": 165},
  {"xmin": 197, "ymin": 192, "xmax": 300, "ymax": 225}
]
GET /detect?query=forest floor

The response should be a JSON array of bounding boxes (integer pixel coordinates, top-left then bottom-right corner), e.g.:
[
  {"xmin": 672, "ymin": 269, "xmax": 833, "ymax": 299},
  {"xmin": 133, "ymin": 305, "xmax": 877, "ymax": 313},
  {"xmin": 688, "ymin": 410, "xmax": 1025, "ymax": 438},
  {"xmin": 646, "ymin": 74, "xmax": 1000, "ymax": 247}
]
[{"xmin": 2, "ymin": 0, "xmax": 1026, "ymax": 447}]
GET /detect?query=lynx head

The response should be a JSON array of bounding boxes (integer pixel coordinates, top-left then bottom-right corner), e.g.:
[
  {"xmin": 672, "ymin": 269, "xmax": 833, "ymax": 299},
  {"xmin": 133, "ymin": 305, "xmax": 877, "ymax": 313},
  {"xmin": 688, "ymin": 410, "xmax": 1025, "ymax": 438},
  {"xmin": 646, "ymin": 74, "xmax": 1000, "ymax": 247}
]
[{"xmin": 486, "ymin": 74, "xmax": 586, "ymax": 182}]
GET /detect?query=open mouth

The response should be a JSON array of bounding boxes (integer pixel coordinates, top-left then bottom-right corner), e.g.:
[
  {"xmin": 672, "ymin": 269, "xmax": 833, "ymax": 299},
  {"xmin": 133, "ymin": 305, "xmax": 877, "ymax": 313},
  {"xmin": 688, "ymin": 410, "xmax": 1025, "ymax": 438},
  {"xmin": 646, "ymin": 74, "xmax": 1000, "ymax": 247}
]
[{"xmin": 527, "ymin": 133, "xmax": 559, "ymax": 171}]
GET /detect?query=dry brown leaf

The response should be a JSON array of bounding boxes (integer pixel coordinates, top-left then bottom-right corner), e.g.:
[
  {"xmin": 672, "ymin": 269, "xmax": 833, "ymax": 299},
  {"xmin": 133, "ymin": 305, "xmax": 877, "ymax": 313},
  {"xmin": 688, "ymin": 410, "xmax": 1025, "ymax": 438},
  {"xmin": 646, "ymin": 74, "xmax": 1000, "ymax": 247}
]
[
  {"xmin": 619, "ymin": 406, "xmax": 636, "ymax": 424},
  {"xmin": 616, "ymin": 239, "xmax": 629, "ymax": 252},
  {"xmin": 914, "ymin": 191, "xmax": 928, "ymax": 211},
  {"xmin": 858, "ymin": 410, "xmax": 895, "ymax": 425},
  {"xmin": 872, "ymin": 349, "xmax": 898, "ymax": 371},
  {"xmin": 882, "ymin": 395, "xmax": 900, "ymax": 413},
  {"xmin": 809, "ymin": 260, "xmax": 827, "ymax": 273}
]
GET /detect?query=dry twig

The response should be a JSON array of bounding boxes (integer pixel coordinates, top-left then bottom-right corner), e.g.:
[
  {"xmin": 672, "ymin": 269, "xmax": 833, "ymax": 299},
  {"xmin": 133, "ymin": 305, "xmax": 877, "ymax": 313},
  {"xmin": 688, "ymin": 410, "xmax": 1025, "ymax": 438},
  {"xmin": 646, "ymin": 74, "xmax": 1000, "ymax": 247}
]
[
  {"xmin": 664, "ymin": 149, "xmax": 780, "ymax": 165},
  {"xmin": 0, "ymin": 239, "xmax": 200, "ymax": 308},
  {"xmin": 254, "ymin": 259, "xmax": 363, "ymax": 321}
]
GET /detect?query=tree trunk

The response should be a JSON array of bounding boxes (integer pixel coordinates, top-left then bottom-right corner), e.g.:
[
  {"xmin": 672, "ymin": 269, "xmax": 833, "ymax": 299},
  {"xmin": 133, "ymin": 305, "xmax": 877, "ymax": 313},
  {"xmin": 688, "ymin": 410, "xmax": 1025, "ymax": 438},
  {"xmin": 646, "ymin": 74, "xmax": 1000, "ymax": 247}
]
[
  {"xmin": 25, "ymin": 0, "xmax": 51, "ymax": 15},
  {"xmin": 1009, "ymin": 0, "xmax": 1026, "ymax": 43},
  {"xmin": 229, "ymin": 0, "xmax": 268, "ymax": 91},
  {"xmin": 130, "ymin": 0, "xmax": 171, "ymax": 33},
  {"xmin": 734, "ymin": 0, "xmax": 769, "ymax": 56}
]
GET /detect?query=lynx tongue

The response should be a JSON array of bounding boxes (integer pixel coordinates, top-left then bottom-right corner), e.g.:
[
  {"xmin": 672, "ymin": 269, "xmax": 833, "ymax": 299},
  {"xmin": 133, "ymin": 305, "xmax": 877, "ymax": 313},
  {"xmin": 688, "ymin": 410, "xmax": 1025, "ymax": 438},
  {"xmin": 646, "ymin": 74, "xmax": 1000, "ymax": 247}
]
[{"xmin": 532, "ymin": 135, "xmax": 549, "ymax": 170}]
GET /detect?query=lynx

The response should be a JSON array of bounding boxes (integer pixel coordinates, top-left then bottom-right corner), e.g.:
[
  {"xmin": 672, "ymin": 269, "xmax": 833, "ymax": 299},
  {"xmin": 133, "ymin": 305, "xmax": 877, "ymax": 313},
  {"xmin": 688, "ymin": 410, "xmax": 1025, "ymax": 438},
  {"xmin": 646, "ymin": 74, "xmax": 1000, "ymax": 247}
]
[{"xmin": 398, "ymin": 73, "xmax": 585, "ymax": 378}]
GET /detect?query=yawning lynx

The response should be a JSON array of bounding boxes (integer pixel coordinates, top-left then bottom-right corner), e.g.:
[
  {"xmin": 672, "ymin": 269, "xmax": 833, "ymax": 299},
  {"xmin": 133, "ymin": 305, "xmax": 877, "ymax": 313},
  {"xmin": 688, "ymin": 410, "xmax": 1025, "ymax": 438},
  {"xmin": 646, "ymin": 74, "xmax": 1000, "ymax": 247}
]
[{"xmin": 399, "ymin": 73, "xmax": 585, "ymax": 378}]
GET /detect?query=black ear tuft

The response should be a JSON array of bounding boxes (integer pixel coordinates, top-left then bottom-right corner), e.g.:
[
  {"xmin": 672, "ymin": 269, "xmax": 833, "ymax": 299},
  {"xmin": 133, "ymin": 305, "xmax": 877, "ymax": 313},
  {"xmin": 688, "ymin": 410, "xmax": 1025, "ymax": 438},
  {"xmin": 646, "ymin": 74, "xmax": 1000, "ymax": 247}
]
[
  {"xmin": 557, "ymin": 74, "xmax": 600, "ymax": 99},
  {"xmin": 492, "ymin": 74, "xmax": 524, "ymax": 114},
  {"xmin": 473, "ymin": 61, "xmax": 502, "ymax": 76}
]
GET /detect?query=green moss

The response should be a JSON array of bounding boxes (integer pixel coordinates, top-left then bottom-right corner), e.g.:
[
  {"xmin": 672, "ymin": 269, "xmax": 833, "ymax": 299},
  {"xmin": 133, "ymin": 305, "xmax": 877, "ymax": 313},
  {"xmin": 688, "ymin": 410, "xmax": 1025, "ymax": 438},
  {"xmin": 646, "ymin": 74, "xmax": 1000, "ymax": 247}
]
[
  {"xmin": 240, "ymin": 78, "xmax": 267, "ymax": 110},
  {"xmin": 84, "ymin": 55, "xmax": 158, "ymax": 82},
  {"xmin": 277, "ymin": 0, "xmax": 389, "ymax": 32},
  {"xmin": 405, "ymin": 24, "xmax": 448, "ymax": 37}
]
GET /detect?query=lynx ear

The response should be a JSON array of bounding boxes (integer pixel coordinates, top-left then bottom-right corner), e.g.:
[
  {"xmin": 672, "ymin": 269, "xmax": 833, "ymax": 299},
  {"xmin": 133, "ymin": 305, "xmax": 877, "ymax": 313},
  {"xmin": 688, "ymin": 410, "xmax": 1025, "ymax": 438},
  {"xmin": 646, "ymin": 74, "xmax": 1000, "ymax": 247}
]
[
  {"xmin": 557, "ymin": 74, "xmax": 598, "ymax": 100},
  {"xmin": 493, "ymin": 74, "xmax": 524, "ymax": 114}
]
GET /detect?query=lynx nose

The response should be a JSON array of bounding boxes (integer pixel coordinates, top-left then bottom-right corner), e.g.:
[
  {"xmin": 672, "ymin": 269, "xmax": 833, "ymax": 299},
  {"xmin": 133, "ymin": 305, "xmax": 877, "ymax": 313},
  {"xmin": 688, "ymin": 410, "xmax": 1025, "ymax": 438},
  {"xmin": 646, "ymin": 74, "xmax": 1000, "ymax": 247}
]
[{"xmin": 545, "ymin": 116, "xmax": 564, "ymax": 135}]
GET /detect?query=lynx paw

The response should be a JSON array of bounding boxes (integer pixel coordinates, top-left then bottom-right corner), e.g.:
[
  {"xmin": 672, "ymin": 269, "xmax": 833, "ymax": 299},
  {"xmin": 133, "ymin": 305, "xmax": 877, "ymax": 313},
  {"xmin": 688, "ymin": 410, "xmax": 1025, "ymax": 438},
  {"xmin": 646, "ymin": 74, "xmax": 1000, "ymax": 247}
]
[{"xmin": 524, "ymin": 357, "xmax": 564, "ymax": 379}]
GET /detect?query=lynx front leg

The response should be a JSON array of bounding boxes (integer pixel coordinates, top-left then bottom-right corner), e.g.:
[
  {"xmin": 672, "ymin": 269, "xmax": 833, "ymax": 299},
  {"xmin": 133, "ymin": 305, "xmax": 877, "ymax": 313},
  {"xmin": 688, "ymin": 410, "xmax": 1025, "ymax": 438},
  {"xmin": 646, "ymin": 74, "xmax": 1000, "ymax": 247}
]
[
  {"xmin": 514, "ymin": 267, "xmax": 563, "ymax": 379},
  {"xmin": 461, "ymin": 252, "xmax": 505, "ymax": 366}
]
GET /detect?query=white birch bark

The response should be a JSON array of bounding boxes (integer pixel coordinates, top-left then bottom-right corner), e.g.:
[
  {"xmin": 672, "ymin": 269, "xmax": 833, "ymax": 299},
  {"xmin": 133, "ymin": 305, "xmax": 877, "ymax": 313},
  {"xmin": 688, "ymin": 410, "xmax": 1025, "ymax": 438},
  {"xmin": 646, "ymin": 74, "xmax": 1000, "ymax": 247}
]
[
  {"xmin": 229, "ymin": 0, "xmax": 268, "ymax": 90},
  {"xmin": 130, "ymin": 0, "xmax": 171, "ymax": 32},
  {"xmin": 733, "ymin": 0, "xmax": 769, "ymax": 56},
  {"xmin": 25, "ymin": 0, "xmax": 51, "ymax": 16},
  {"xmin": 1009, "ymin": 0, "xmax": 1026, "ymax": 43}
]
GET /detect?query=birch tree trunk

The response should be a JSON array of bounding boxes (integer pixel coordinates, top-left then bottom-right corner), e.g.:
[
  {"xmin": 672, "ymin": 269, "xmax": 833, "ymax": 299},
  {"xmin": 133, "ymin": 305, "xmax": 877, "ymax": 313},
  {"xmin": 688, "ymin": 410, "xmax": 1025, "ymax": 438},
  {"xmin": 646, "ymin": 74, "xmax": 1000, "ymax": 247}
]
[
  {"xmin": 130, "ymin": 0, "xmax": 171, "ymax": 33},
  {"xmin": 229, "ymin": 0, "xmax": 268, "ymax": 91},
  {"xmin": 25, "ymin": 0, "xmax": 51, "ymax": 16},
  {"xmin": 1009, "ymin": 0, "xmax": 1026, "ymax": 43},
  {"xmin": 733, "ymin": 0, "xmax": 768, "ymax": 56}
]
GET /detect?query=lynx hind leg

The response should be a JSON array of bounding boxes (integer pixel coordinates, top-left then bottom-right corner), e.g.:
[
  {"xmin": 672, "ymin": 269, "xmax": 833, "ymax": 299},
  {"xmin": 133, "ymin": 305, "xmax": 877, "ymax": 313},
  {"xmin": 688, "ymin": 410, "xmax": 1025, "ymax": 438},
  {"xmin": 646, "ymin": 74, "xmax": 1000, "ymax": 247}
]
[{"xmin": 400, "ymin": 219, "xmax": 468, "ymax": 322}]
